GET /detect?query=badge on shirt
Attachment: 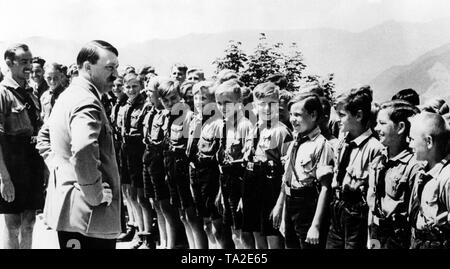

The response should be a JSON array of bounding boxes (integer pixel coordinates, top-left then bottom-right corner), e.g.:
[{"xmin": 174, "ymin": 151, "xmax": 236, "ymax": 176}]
[{"xmin": 246, "ymin": 162, "xmax": 254, "ymax": 171}]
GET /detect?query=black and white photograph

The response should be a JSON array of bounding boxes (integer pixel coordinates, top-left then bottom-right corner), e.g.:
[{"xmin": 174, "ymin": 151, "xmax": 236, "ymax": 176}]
[{"xmin": 0, "ymin": 0, "xmax": 450, "ymax": 254}]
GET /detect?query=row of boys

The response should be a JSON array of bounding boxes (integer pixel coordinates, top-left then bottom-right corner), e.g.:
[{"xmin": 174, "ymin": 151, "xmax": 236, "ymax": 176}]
[{"xmin": 108, "ymin": 65, "xmax": 450, "ymax": 249}]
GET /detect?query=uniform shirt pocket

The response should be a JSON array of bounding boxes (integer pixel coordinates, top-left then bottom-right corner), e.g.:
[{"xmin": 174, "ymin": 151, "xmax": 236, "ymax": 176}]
[
  {"xmin": 170, "ymin": 124, "xmax": 184, "ymax": 143},
  {"xmin": 5, "ymin": 103, "xmax": 33, "ymax": 135}
]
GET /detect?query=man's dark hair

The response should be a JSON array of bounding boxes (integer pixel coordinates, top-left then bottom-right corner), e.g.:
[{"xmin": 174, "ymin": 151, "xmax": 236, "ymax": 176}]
[
  {"xmin": 4, "ymin": 43, "xmax": 29, "ymax": 62},
  {"xmin": 32, "ymin": 56, "xmax": 46, "ymax": 68},
  {"xmin": 76, "ymin": 40, "xmax": 118, "ymax": 69},
  {"xmin": 392, "ymin": 88, "xmax": 420, "ymax": 106}
]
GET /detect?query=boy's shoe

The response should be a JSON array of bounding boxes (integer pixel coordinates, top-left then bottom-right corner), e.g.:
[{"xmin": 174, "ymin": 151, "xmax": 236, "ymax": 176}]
[
  {"xmin": 130, "ymin": 233, "xmax": 144, "ymax": 249},
  {"xmin": 138, "ymin": 233, "xmax": 156, "ymax": 249},
  {"xmin": 117, "ymin": 224, "xmax": 136, "ymax": 242}
]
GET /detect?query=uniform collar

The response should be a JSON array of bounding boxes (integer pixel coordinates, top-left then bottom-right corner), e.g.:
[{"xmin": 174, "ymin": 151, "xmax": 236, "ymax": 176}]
[
  {"xmin": 425, "ymin": 154, "xmax": 450, "ymax": 178},
  {"xmin": 296, "ymin": 126, "xmax": 321, "ymax": 142},
  {"xmin": 349, "ymin": 128, "xmax": 373, "ymax": 147},
  {"xmin": 389, "ymin": 149, "xmax": 413, "ymax": 164},
  {"xmin": 2, "ymin": 75, "xmax": 23, "ymax": 90}
]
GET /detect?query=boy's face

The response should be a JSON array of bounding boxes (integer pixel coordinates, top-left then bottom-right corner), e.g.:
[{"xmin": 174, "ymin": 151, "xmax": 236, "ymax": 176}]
[
  {"xmin": 336, "ymin": 104, "xmax": 360, "ymax": 134},
  {"xmin": 374, "ymin": 108, "xmax": 397, "ymax": 148},
  {"xmin": 183, "ymin": 88, "xmax": 194, "ymax": 110},
  {"xmin": 160, "ymin": 91, "xmax": 181, "ymax": 110},
  {"xmin": 124, "ymin": 78, "xmax": 141, "ymax": 99},
  {"xmin": 112, "ymin": 78, "xmax": 124, "ymax": 98},
  {"xmin": 44, "ymin": 70, "xmax": 62, "ymax": 90},
  {"xmin": 409, "ymin": 123, "xmax": 429, "ymax": 162},
  {"xmin": 194, "ymin": 88, "xmax": 214, "ymax": 114},
  {"xmin": 254, "ymin": 96, "xmax": 279, "ymax": 122},
  {"xmin": 216, "ymin": 92, "xmax": 240, "ymax": 119},
  {"xmin": 170, "ymin": 67, "xmax": 186, "ymax": 83},
  {"xmin": 290, "ymin": 101, "xmax": 317, "ymax": 135},
  {"xmin": 31, "ymin": 63, "xmax": 44, "ymax": 83},
  {"xmin": 187, "ymin": 72, "xmax": 202, "ymax": 83}
]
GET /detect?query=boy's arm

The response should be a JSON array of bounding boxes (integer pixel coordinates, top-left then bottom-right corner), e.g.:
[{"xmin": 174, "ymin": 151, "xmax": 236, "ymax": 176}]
[{"xmin": 306, "ymin": 140, "xmax": 334, "ymax": 244}]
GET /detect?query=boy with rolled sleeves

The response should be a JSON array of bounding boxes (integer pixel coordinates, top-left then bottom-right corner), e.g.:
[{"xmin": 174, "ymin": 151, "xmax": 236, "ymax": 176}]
[
  {"xmin": 158, "ymin": 78, "xmax": 208, "ymax": 249},
  {"xmin": 409, "ymin": 112, "xmax": 450, "ymax": 249},
  {"xmin": 242, "ymin": 82, "xmax": 292, "ymax": 249},
  {"xmin": 271, "ymin": 92, "xmax": 333, "ymax": 249},
  {"xmin": 326, "ymin": 87, "xmax": 384, "ymax": 249}
]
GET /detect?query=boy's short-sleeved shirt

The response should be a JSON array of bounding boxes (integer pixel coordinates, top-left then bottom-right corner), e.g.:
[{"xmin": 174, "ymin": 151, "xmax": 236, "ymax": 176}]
[
  {"xmin": 121, "ymin": 94, "xmax": 147, "ymax": 138},
  {"xmin": 283, "ymin": 126, "xmax": 334, "ymax": 189},
  {"xmin": 415, "ymin": 155, "xmax": 450, "ymax": 230},
  {"xmin": 247, "ymin": 121, "xmax": 292, "ymax": 163},
  {"xmin": 197, "ymin": 111, "xmax": 252, "ymax": 162},
  {"xmin": 147, "ymin": 108, "xmax": 167, "ymax": 147},
  {"xmin": 40, "ymin": 86, "xmax": 65, "ymax": 123},
  {"xmin": 335, "ymin": 129, "xmax": 384, "ymax": 191},
  {"xmin": 167, "ymin": 109, "xmax": 194, "ymax": 151},
  {"xmin": 368, "ymin": 149, "xmax": 422, "ymax": 219},
  {"xmin": 0, "ymin": 76, "xmax": 40, "ymax": 136}
]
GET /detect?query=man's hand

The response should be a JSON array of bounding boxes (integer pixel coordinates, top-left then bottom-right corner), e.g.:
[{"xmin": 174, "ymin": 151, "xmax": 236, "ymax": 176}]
[
  {"xmin": 101, "ymin": 182, "xmax": 113, "ymax": 206},
  {"xmin": 305, "ymin": 225, "xmax": 320, "ymax": 245},
  {"xmin": 0, "ymin": 178, "xmax": 15, "ymax": 203}
]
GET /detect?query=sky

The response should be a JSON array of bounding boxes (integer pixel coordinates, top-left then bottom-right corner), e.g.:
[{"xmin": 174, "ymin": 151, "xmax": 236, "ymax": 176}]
[{"xmin": 1, "ymin": 0, "xmax": 450, "ymax": 46}]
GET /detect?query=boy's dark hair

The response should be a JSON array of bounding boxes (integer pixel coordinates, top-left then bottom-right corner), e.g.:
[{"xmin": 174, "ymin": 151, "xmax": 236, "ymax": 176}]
[
  {"xmin": 267, "ymin": 73, "xmax": 287, "ymax": 90},
  {"xmin": 4, "ymin": 43, "xmax": 29, "ymax": 62},
  {"xmin": 76, "ymin": 40, "xmax": 118, "ymax": 69},
  {"xmin": 288, "ymin": 92, "xmax": 323, "ymax": 121},
  {"xmin": 380, "ymin": 100, "xmax": 420, "ymax": 137},
  {"xmin": 171, "ymin": 63, "xmax": 188, "ymax": 73},
  {"xmin": 44, "ymin": 62, "xmax": 64, "ymax": 73},
  {"xmin": 392, "ymin": 88, "xmax": 420, "ymax": 106},
  {"xmin": 421, "ymin": 98, "xmax": 449, "ymax": 115},
  {"xmin": 319, "ymin": 96, "xmax": 331, "ymax": 119},
  {"xmin": 242, "ymin": 86, "xmax": 253, "ymax": 106},
  {"xmin": 279, "ymin": 90, "xmax": 294, "ymax": 105},
  {"xmin": 180, "ymin": 81, "xmax": 196, "ymax": 98},
  {"xmin": 253, "ymin": 82, "xmax": 280, "ymax": 100},
  {"xmin": 337, "ymin": 86, "xmax": 373, "ymax": 125},
  {"xmin": 215, "ymin": 69, "xmax": 239, "ymax": 85},
  {"xmin": 32, "ymin": 56, "xmax": 46, "ymax": 68}
]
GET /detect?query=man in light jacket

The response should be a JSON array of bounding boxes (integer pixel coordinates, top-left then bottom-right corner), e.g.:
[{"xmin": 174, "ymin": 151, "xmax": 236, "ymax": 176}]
[{"xmin": 36, "ymin": 40, "xmax": 121, "ymax": 249}]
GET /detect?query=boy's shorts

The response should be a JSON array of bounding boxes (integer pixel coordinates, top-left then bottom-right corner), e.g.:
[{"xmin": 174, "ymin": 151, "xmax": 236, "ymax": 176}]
[
  {"xmin": 164, "ymin": 151, "xmax": 194, "ymax": 210},
  {"xmin": 121, "ymin": 137, "xmax": 144, "ymax": 188},
  {"xmin": 189, "ymin": 161, "xmax": 221, "ymax": 220},
  {"xmin": 219, "ymin": 164, "xmax": 245, "ymax": 230},
  {"xmin": 142, "ymin": 145, "xmax": 170, "ymax": 201},
  {"xmin": 242, "ymin": 162, "xmax": 282, "ymax": 236}
]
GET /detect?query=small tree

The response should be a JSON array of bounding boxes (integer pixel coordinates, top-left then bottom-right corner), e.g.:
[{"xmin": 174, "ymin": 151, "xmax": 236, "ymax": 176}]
[
  {"xmin": 280, "ymin": 42, "xmax": 306, "ymax": 92},
  {"xmin": 212, "ymin": 40, "xmax": 248, "ymax": 74}
]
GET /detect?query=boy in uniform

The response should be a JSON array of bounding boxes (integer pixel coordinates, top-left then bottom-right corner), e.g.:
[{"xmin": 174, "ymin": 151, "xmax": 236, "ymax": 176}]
[
  {"xmin": 158, "ymin": 78, "xmax": 207, "ymax": 249},
  {"xmin": 143, "ymin": 77, "xmax": 187, "ymax": 249},
  {"xmin": 40, "ymin": 63, "xmax": 65, "ymax": 122},
  {"xmin": 120, "ymin": 73, "xmax": 155, "ymax": 249},
  {"xmin": 367, "ymin": 100, "xmax": 421, "ymax": 249},
  {"xmin": 271, "ymin": 92, "xmax": 333, "ymax": 249},
  {"xmin": 187, "ymin": 80, "xmax": 219, "ymax": 248},
  {"xmin": 409, "ymin": 112, "xmax": 450, "ymax": 249},
  {"xmin": 326, "ymin": 87, "xmax": 384, "ymax": 249},
  {"xmin": 242, "ymin": 82, "xmax": 292, "ymax": 249}
]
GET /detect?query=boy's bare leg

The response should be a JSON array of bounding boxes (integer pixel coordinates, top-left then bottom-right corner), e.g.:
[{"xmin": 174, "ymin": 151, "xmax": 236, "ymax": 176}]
[
  {"xmin": 19, "ymin": 210, "xmax": 36, "ymax": 249},
  {"xmin": 3, "ymin": 214, "xmax": 21, "ymax": 249},
  {"xmin": 253, "ymin": 232, "xmax": 268, "ymax": 249},
  {"xmin": 185, "ymin": 207, "xmax": 208, "ymax": 249}
]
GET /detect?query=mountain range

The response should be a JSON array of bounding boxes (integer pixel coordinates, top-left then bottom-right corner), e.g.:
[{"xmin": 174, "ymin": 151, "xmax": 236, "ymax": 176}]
[{"xmin": 2, "ymin": 19, "xmax": 450, "ymax": 103}]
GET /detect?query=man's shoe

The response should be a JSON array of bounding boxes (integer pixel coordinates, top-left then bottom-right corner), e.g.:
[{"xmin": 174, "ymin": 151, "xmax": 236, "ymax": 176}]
[
  {"xmin": 117, "ymin": 224, "xmax": 136, "ymax": 242},
  {"xmin": 130, "ymin": 233, "xmax": 144, "ymax": 249}
]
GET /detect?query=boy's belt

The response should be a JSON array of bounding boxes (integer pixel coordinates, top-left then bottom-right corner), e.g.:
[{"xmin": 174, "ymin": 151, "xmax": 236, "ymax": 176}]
[{"xmin": 285, "ymin": 184, "xmax": 316, "ymax": 198}]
